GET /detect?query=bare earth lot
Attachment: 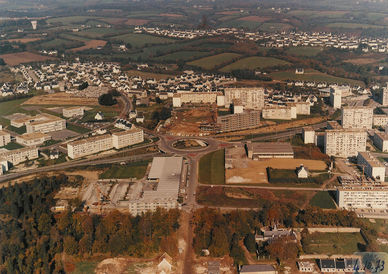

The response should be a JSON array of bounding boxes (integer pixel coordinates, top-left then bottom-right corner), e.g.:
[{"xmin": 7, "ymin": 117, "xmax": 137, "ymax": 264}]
[
  {"xmin": 70, "ymin": 40, "xmax": 107, "ymax": 52},
  {"xmin": 23, "ymin": 92, "xmax": 98, "ymax": 106},
  {"xmin": 6, "ymin": 38, "xmax": 42, "ymax": 43},
  {"xmin": 0, "ymin": 51, "xmax": 56, "ymax": 66},
  {"xmin": 226, "ymin": 158, "xmax": 327, "ymax": 184}
]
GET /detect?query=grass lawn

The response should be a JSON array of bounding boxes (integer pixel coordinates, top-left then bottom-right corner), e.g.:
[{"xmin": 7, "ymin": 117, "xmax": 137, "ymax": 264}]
[
  {"xmin": 0, "ymin": 98, "xmax": 33, "ymax": 125},
  {"xmin": 270, "ymin": 69, "xmax": 364, "ymax": 87},
  {"xmin": 302, "ymin": 232, "xmax": 366, "ymax": 255},
  {"xmin": 66, "ymin": 123, "xmax": 90, "ymax": 134},
  {"xmin": 309, "ymin": 191, "xmax": 336, "ymax": 209},
  {"xmin": 267, "ymin": 168, "xmax": 328, "ymax": 185},
  {"xmin": 1, "ymin": 142, "xmax": 24, "ymax": 150},
  {"xmin": 286, "ymin": 46, "xmax": 323, "ymax": 57},
  {"xmin": 219, "ymin": 56, "xmax": 290, "ymax": 72},
  {"xmin": 198, "ymin": 149, "xmax": 225, "ymax": 185},
  {"xmin": 7, "ymin": 125, "xmax": 26, "ymax": 135},
  {"xmin": 187, "ymin": 53, "xmax": 241, "ymax": 70},
  {"xmin": 111, "ymin": 33, "xmax": 175, "ymax": 48},
  {"xmin": 154, "ymin": 51, "xmax": 210, "ymax": 62},
  {"xmin": 72, "ymin": 261, "xmax": 98, "ymax": 274},
  {"xmin": 99, "ymin": 160, "xmax": 149, "ymax": 179}
]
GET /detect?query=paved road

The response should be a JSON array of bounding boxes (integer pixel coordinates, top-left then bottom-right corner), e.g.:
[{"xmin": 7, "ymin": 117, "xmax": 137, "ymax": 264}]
[{"xmin": 199, "ymin": 183, "xmax": 336, "ymax": 191}]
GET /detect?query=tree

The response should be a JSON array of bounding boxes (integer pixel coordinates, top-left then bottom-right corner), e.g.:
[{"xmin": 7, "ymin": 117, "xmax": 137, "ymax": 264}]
[
  {"xmin": 208, "ymin": 227, "xmax": 229, "ymax": 257},
  {"xmin": 0, "ymin": 58, "xmax": 5, "ymax": 66},
  {"xmin": 244, "ymin": 233, "xmax": 256, "ymax": 253},
  {"xmin": 265, "ymin": 236, "xmax": 298, "ymax": 261},
  {"xmin": 38, "ymin": 213, "xmax": 52, "ymax": 235},
  {"xmin": 98, "ymin": 93, "xmax": 117, "ymax": 106},
  {"xmin": 63, "ymin": 236, "xmax": 78, "ymax": 255},
  {"xmin": 78, "ymin": 81, "xmax": 88, "ymax": 90}
]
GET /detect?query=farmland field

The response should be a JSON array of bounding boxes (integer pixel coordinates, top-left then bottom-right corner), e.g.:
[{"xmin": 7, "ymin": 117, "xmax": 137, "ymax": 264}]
[
  {"xmin": 110, "ymin": 33, "xmax": 175, "ymax": 48},
  {"xmin": 46, "ymin": 16, "xmax": 99, "ymax": 25},
  {"xmin": 187, "ymin": 53, "xmax": 241, "ymax": 70},
  {"xmin": 6, "ymin": 38, "xmax": 42, "ymax": 43},
  {"xmin": 60, "ymin": 33, "xmax": 91, "ymax": 42},
  {"xmin": 219, "ymin": 56, "xmax": 289, "ymax": 72},
  {"xmin": 0, "ymin": 52, "xmax": 56, "ymax": 66},
  {"xmin": 154, "ymin": 51, "xmax": 210, "ymax": 62},
  {"xmin": 74, "ymin": 27, "xmax": 125, "ymax": 39},
  {"xmin": 38, "ymin": 38, "xmax": 82, "ymax": 49},
  {"xmin": 326, "ymin": 22, "xmax": 385, "ymax": 29},
  {"xmin": 270, "ymin": 69, "xmax": 365, "ymax": 86}
]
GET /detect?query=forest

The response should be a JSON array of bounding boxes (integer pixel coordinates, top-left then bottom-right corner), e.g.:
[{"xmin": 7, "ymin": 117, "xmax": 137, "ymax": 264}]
[{"xmin": 0, "ymin": 175, "xmax": 180, "ymax": 273}]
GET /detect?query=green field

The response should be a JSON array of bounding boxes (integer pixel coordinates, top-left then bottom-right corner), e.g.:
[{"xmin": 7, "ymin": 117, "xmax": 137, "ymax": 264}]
[
  {"xmin": 111, "ymin": 33, "xmax": 175, "ymax": 48},
  {"xmin": 286, "ymin": 46, "xmax": 323, "ymax": 57},
  {"xmin": 154, "ymin": 51, "xmax": 210, "ymax": 62},
  {"xmin": 302, "ymin": 232, "xmax": 366, "ymax": 254},
  {"xmin": 74, "ymin": 27, "xmax": 124, "ymax": 39},
  {"xmin": 73, "ymin": 261, "xmax": 98, "ymax": 274},
  {"xmin": 38, "ymin": 38, "xmax": 82, "ymax": 49},
  {"xmin": 47, "ymin": 16, "xmax": 99, "ymax": 25},
  {"xmin": 198, "ymin": 149, "xmax": 225, "ymax": 185},
  {"xmin": 270, "ymin": 69, "xmax": 365, "ymax": 86},
  {"xmin": 220, "ymin": 56, "xmax": 289, "ymax": 72},
  {"xmin": 99, "ymin": 161, "xmax": 149, "ymax": 179},
  {"xmin": 0, "ymin": 98, "xmax": 33, "ymax": 125},
  {"xmin": 187, "ymin": 53, "xmax": 241, "ymax": 70},
  {"xmin": 309, "ymin": 191, "xmax": 336, "ymax": 209},
  {"xmin": 60, "ymin": 33, "xmax": 91, "ymax": 42}
]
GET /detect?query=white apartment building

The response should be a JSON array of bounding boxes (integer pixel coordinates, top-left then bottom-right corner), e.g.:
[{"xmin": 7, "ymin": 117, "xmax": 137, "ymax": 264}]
[
  {"xmin": 341, "ymin": 107, "xmax": 373, "ymax": 129},
  {"xmin": 0, "ymin": 147, "xmax": 39, "ymax": 165},
  {"xmin": 0, "ymin": 130, "xmax": 11, "ymax": 147},
  {"xmin": 112, "ymin": 128, "xmax": 144, "ymax": 149},
  {"xmin": 291, "ymin": 102, "xmax": 310, "ymax": 115},
  {"xmin": 381, "ymin": 84, "xmax": 388, "ymax": 106},
  {"xmin": 302, "ymin": 127, "xmax": 315, "ymax": 144},
  {"xmin": 373, "ymin": 131, "xmax": 388, "ymax": 152},
  {"xmin": 324, "ymin": 129, "xmax": 367, "ymax": 157},
  {"xmin": 224, "ymin": 87, "xmax": 265, "ymax": 110},
  {"xmin": 357, "ymin": 152, "xmax": 385, "ymax": 182},
  {"xmin": 172, "ymin": 92, "xmax": 221, "ymax": 107},
  {"xmin": 16, "ymin": 132, "xmax": 51, "ymax": 146},
  {"xmin": 262, "ymin": 106, "xmax": 296, "ymax": 120},
  {"xmin": 373, "ymin": 115, "xmax": 388, "ymax": 127},
  {"xmin": 67, "ymin": 134, "xmax": 113, "ymax": 159},
  {"xmin": 330, "ymin": 88, "xmax": 342, "ymax": 109},
  {"xmin": 26, "ymin": 114, "xmax": 66, "ymax": 134},
  {"xmin": 63, "ymin": 106, "xmax": 84, "ymax": 118},
  {"xmin": 337, "ymin": 186, "xmax": 388, "ymax": 209}
]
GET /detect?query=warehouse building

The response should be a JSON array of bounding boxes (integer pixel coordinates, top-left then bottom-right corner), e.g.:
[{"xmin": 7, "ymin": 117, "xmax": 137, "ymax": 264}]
[
  {"xmin": 247, "ymin": 142, "xmax": 294, "ymax": 159},
  {"xmin": 357, "ymin": 152, "xmax": 385, "ymax": 182},
  {"xmin": 324, "ymin": 129, "xmax": 367, "ymax": 157},
  {"xmin": 129, "ymin": 157, "xmax": 183, "ymax": 215},
  {"xmin": 217, "ymin": 110, "xmax": 260, "ymax": 133}
]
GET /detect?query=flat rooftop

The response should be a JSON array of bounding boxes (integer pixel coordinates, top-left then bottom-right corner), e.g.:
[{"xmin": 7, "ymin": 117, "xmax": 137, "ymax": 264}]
[
  {"xmin": 112, "ymin": 128, "xmax": 142, "ymax": 136},
  {"xmin": 248, "ymin": 142, "xmax": 294, "ymax": 154},
  {"xmin": 375, "ymin": 131, "xmax": 388, "ymax": 141},
  {"xmin": 18, "ymin": 132, "xmax": 50, "ymax": 140},
  {"xmin": 68, "ymin": 134, "xmax": 111, "ymax": 146},
  {"xmin": 358, "ymin": 152, "xmax": 385, "ymax": 168},
  {"xmin": 327, "ymin": 120, "xmax": 343, "ymax": 129}
]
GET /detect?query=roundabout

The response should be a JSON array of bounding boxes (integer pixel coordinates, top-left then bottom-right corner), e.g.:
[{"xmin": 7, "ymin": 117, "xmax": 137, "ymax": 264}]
[{"xmin": 172, "ymin": 139, "xmax": 209, "ymax": 151}]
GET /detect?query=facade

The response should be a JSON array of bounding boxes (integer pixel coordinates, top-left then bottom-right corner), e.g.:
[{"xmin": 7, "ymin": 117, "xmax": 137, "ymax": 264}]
[
  {"xmin": 0, "ymin": 159, "xmax": 8, "ymax": 175},
  {"xmin": 374, "ymin": 131, "xmax": 388, "ymax": 152},
  {"xmin": 290, "ymin": 102, "xmax": 310, "ymax": 115},
  {"xmin": 63, "ymin": 106, "xmax": 84, "ymax": 118},
  {"xmin": 111, "ymin": 128, "xmax": 144, "ymax": 149},
  {"xmin": 329, "ymin": 88, "xmax": 342, "ymax": 109},
  {"xmin": 357, "ymin": 152, "xmax": 385, "ymax": 182},
  {"xmin": 0, "ymin": 130, "xmax": 11, "ymax": 147},
  {"xmin": 16, "ymin": 132, "xmax": 51, "ymax": 146},
  {"xmin": 297, "ymin": 261, "xmax": 314, "ymax": 272},
  {"xmin": 129, "ymin": 157, "xmax": 183, "ymax": 215},
  {"xmin": 373, "ymin": 114, "xmax": 388, "ymax": 127},
  {"xmin": 324, "ymin": 129, "xmax": 367, "ymax": 157},
  {"xmin": 172, "ymin": 92, "xmax": 220, "ymax": 107},
  {"xmin": 67, "ymin": 134, "xmax": 113, "ymax": 159},
  {"xmin": 381, "ymin": 85, "xmax": 388, "ymax": 106},
  {"xmin": 224, "ymin": 87, "xmax": 265, "ymax": 110},
  {"xmin": 217, "ymin": 111, "xmax": 260, "ymax": 133},
  {"xmin": 337, "ymin": 185, "xmax": 388, "ymax": 209},
  {"xmin": 262, "ymin": 106, "xmax": 296, "ymax": 120},
  {"xmin": 0, "ymin": 147, "xmax": 39, "ymax": 165},
  {"xmin": 341, "ymin": 107, "xmax": 373, "ymax": 129},
  {"xmin": 302, "ymin": 127, "xmax": 315, "ymax": 144},
  {"xmin": 247, "ymin": 142, "xmax": 294, "ymax": 159}
]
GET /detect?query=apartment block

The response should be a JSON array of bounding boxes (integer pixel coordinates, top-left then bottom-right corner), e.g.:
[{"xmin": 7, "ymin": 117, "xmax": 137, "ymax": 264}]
[
  {"xmin": 357, "ymin": 152, "xmax": 385, "ymax": 182},
  {"xmin": 341, "ymin": 107, "xmax": 373, "ymax": 129},
  {"xmin": 11, "ymin": 113, "xmax": 66, "ymax": 133},
  {"xmin": 302, "ymin": 127, "xmax": 315, "ymax": 144},
  {"xmin": 373, "ymin": 131, "xmax": 388, "ymax": 152},
  {"xmin": 67, "ymin": 134, "xmax": 113, "ymax": 159},
  {"xmin": 0, "ymin": 147, "xmax": 39, "ymax": 165},
  {"xmin": 291, "ymin": 102, "xmax": 310, "ymax": 115},
  {"xmin": 329, "ymin": 88, "xmax": 342, "ymax": 109},
  {"xmin": 0, "ymin": 130, "xmax": 11, "ymax": 147},
  {"xmin": 324, "ymin": 129, "xmax": 367, "ymax": 157},
  {"xmin": 16, "ymin": 132, "xmax": 51, "ymax": 146},
  {"xmin": 373, "ymin": 114, "xmax": 388, "ymax": 127},
  {"xmin": 262, "ymin": 106, "xmax": 296, "ymax": 120},
  {"xmin": 224, "ymin": 87, "xmax": 265, "ymax": 110},
  {"xmin": 381, "ymin": 85, "xmax": 388, "ymax": 106},
  {"xmin": 63, "ymin": 106, "xmax": 84, "ymax": 118},
  {"xmin": 217, "ymin": 110, "xmax": 260, "ymax": 133},
  {"xmin": 172, "ymin": 92, "xmax": 221, "ymax": 107},
  {"xmin": 337, "ymin": 186, "xmax": 388, "ymax": 209},
  {"xmin": 112, "ymin": 128, "xmax": 144, "ymax": 149}
]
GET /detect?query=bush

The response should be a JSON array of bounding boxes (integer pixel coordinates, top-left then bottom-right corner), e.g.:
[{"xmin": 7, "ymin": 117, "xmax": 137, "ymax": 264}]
[{"xmin": 98, "ymin": 93, "xmax": 117, "ymax": 106}]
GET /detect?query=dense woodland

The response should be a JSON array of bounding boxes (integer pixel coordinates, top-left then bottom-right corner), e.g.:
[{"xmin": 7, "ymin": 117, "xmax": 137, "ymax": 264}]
[{"xmin": 0, "ymin": 176, "xmax": 180, "ymax": 273}]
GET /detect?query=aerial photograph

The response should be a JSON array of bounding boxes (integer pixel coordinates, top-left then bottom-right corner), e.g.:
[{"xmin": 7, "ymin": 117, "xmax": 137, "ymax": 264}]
[{"xmin": 1, "ymin": 0, "xmax": 388, "ymax": 273}]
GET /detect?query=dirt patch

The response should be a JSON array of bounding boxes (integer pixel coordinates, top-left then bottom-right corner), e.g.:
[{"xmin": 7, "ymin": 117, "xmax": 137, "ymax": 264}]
[
  {"xmin": 22, "ymin": 92, "xmax": 98, "ymax": 106},
  {"xmin": 239, "ymin": 16, "xmax": 271, "ymax": 22},
  {"xmin": 344, "ymin": 57, "xmax": 383, "ymax": 65},
  {"xmin": 95, "ymin": 258, "xmax": 132, "ymax": 274},
  {"xmin": 125, "ymin": 18, "xmax": 149, "ymax": 25},
  {"xmin": 160, "ymin": 13, "xmax": 184, "ymax": 18},
  {"xmin": 226, "ymin": 158, "xmax": 327, "ymax": 184},
  {"xmin": 70, "ymin": 40, "xmax": 107, "ymax": 52},
  {"xmin": 0, "ymin": 51, "xmax": 56, "ymax": 66},
  {"xmin": 7, "ymin": 38, "xmax": 42, "ymax": 43}
]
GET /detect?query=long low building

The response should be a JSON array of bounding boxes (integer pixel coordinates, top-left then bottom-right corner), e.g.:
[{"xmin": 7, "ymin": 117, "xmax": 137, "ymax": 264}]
[
  {"xmin": 129, "ymin": 157, "xmax": 183, "ymax": 215},
  {"xmin": 0, "ymin": 147, "xmax": 39, "ymax": 165},
  {"xmin": 11, "ymin": 113, "xmax": 66, "ymax": 133},
  {"xmin": 247, "ymin": 142, "xmax": 294, "ymax": 159},
  {"xmin": 324, "ymin": 129, "xmax": 367, "ymax": 157},
  {"xmin": 16, "ymin": 132, "xmax": 51, "ymax": 146},
  {"xmin": 337, "ymin": 185, "xmax": 388, "ymax": 209},
  {"xmin": 357, "ymin": 152, "xmax": 385, "ymax": 182},
  {"xmin": 172, "ymin": 92, "xmax": 223, "ymax": 107},
  {"xmin": 217, "ymin": 110, "xmax": 260, "ymax": 133}
]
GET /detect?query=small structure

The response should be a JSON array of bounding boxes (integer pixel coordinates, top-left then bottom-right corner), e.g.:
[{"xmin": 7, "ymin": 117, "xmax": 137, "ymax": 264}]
[
  {"xmin": 302, "ymin": 126, "xmax": 315, "ymax": 144},
  {"xmin": 295, "ymin": 68, "xmax": 304, "ymax": 74},
  {"xmin": 95, "ymin": 112, "xmax": 104, "ymax": 121},
  {"xmin": 240, "ymin": 264, "xmax": 277, "ymax": 274},
  {"xmin": 157, "ymin": 252, "xmax": 172, "ymax": 274},
  {"xmin": 296, "ymin": 164, "xmax": 309, "ymax": 178}
]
